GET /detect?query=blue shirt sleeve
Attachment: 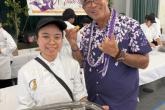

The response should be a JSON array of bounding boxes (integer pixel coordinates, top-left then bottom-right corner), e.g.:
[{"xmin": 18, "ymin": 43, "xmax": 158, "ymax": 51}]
[{"xmin": 128, "ymin": 19, "xmax": 152, "ymax": 54}]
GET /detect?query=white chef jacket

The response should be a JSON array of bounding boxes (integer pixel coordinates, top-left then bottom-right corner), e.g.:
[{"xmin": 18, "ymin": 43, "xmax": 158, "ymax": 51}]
[
  {"xmin": 17, "ymin": 54, "xmax": 87, "ymax": 110},
  {"xmin": 140, "ymin": 23, "xmax": 159, "ymax": 42},
  {"xmin": 60, "ymin": 21, "xmax": 75, "ymax": 58},
  {"xmin": 155, "ymin": 17, "xmax": 161, "ymax": 36},
  {"xmin": 0, "ymin": 27, "xmax": 17, "ymax": 79},
  {"xmin": 0, "ymin": 27, "xmax": 17, "ymax": 57}
]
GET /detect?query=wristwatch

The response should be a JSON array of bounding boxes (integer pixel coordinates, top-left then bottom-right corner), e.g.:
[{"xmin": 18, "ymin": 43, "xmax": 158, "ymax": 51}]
[{"xmin": 115, "ymin": 50, "xmax": 126, "ymax": 62}]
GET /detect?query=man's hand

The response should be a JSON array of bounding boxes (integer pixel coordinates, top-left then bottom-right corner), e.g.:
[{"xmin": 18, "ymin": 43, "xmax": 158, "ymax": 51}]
[
  {"xmin": 102, "ymin": 105, "xmax": 109, "ymax": 110},
  {"xmin": 79, "ymin": 96, "xmax": 88, "ymax": 102},
  {"xmin": 65, "ymin": 28, "xmax": 78, "ymax": 45},
  {"xmin": 98, "ymin": 34, "xmax": 119, "ymax": 58}
]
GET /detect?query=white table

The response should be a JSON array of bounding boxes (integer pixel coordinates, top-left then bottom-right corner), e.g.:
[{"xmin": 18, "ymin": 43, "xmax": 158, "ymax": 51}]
[
  {"xmin": 18, "ymin": 47, "xmax": 39, "ymax": 55},
  {"xmin": 0, "ymin": 85, "xmax": 18, "ymax": 110},
  {"xmin": 11, "ymin": 48, "xmax": 39, "ymax": 78},
  {"xmin": 0, "ymin": 56, "xmax": 11, "ymax": 79},
  {"xmin": 11, "ymin": 48, "xmax": 165, "ymax": 84},
  {"xmin": 139, "ymin": 50, "xmax": 165, "ymax": 85}
]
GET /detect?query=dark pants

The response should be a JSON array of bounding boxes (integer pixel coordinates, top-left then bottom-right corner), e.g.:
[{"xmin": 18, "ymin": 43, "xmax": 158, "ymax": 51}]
[
  {"xmin": 12, "ymin": 78, "xmax": 17, "ymax": 85},
  {"xmin": 0, "ymin": 79, "xmax": 13, "ymax": 89},
  {"xmin": 0, "ymin": 62, "xmax": 16, "ymax": 89}
]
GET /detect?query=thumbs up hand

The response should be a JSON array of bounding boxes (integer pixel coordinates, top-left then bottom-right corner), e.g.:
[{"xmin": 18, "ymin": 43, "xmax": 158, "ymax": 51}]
[{"xmin": 98, "ymin": 33, "xmax": 119, "ymax": 58}]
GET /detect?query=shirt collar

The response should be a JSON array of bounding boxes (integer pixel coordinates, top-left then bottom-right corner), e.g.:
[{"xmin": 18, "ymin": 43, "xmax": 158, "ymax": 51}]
[{"xmin": 38, "ymin": 53, "xmax": 60, "ymax": 67}]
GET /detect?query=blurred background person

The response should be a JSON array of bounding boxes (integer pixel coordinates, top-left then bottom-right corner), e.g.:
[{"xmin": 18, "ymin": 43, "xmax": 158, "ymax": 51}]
[
  {"xmin": 0, "ymin": 20, "xmax": 17, "ymax": 88},
  {"xmin": 60, "ymin": 8, "xmax": 79, "ymax": 58},
  {"xmin": 81, "ymin": 17, "xmax": 92, "ymax": 27},
  {"xmin": 140, "ymin": 14, "xmax": 163, "ymax": 93},
  {"xmin": 62, "ymin": 8, "xmax": 76, "ymax": 29},
  {"xmin": 141, "ymin": 14, "xmax": 162, "ymax": 47},
  {"xmin": 149, "ymin": 13, "xmax": 161, "ymax": 36}
]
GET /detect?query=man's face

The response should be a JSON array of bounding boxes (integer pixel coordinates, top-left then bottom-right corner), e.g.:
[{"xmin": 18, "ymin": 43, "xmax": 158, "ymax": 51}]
[{"xmin": 81, "ymin": 0, "xmax": 109, "ymax": 21}]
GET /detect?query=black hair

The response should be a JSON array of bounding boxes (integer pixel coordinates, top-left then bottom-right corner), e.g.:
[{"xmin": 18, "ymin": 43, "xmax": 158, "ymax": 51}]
[
  {"xmin": 82, "ymin": 17, "xmax": 92, "ymax": 24},
  {"xmin": 150, "ymin": 13, "xmax": 156, "ymax": 17},
  {"xmin": 145, "ymin": 14, "xmax": 156, "ymax": 23},
  {"xmin": 62, "ymin": 8, "xmax": 76, "ymax": 21},
  {"xmin": 145, "ymin": 15, "xmax": 149, "ymax": 20}
]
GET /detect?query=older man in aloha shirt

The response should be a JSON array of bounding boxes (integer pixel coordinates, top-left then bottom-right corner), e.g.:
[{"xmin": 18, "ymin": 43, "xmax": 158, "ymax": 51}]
[{"xmin": 79, "ymin": 9, "xmax": 152, "ymax": 110}]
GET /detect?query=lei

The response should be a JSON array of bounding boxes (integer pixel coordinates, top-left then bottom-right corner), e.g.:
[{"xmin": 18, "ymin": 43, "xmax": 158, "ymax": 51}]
[{"xmin": 87, "ymin": 9, "xmax": 116, "ymax": 77}]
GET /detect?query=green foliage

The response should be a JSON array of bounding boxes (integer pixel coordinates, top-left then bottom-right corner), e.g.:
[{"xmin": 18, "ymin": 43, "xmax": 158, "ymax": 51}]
[
  {"xmin": 4, "ymin": 0, "xmax": 28, "ymax": 38},
  {"xmin": 108, "ymin": 0, "xmax": 113, "ymax": 8},
  {"xmin": 109, "ymin": 0, "xmax": 113, "ymax": 6}
]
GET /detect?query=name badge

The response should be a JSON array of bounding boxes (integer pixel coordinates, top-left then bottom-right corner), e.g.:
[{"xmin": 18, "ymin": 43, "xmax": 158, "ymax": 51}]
[{"xmin": 29, "ymin": 79, "xmax": 37, "ymax": 91}]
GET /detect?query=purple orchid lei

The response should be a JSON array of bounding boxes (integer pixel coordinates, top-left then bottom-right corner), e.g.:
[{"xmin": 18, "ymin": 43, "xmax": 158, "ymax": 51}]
[{"xmin": 87, "ymin": 8, "xmax": 117, "ymax": 77}]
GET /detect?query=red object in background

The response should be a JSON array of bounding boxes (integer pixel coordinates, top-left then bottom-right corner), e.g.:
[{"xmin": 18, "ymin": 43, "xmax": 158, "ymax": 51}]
[{"xmin": 28, "ymin": 36, "xmax": 34, "ymax": 43}]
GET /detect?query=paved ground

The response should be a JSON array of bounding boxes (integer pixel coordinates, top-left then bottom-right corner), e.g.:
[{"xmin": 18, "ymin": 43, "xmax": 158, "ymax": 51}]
[{"xmin": 137, "ymin": 77, "xmax": 165, "ymax": 110}]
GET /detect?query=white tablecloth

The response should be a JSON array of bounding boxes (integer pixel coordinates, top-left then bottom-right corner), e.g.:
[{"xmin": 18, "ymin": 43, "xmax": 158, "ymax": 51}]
[
  {"xmin": 11, "ymin": 48, "xmax": 39, "ymax": 78},
  {"xmin": 0, "ymin": 85, "xmax": 18, "ymax": 110},
  {"xmin": 139, "ymin": 50, "xmax": 165, "ymax": 85},
  {"xmin": 18, "ymin": 48, "xmax": 39, "ymax": 55},
  {"xmin": 11, "ymin": 48, "xmax": 165, "ymax": 85},
  {"xmin": 0, "ymin": 56, "xmax": 11, "ymax": 79}
]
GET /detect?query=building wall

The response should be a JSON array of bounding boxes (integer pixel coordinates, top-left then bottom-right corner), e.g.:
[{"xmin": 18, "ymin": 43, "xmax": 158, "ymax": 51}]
[
  {"xmin": 126, "ymin": 0, "xmax": 133, "ymax": 17},
  {"xmin": 112, "ymin": 0, "xmax": 126, "ymax": 15},
  {"xmin": 159, "ymin": 0, "xmax": 165, "ymax": 34},
  {"xmin": 112, "ymin": 0, "xmax": 164, "ymax": 34},
  {"xmin": 111, "ymin": 0, "xmax": 132, "ymax": 17}
]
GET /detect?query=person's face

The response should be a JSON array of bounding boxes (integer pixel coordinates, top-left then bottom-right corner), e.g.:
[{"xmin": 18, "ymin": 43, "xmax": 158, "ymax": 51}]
[
  {"xmin": 69, "ymin": 18, "xmax": 75, "ymax": 24},
  {"xmin": 81, "ymin": 0, "xmax": 109, "ymax": 21},
  {"xmin": 146, "ymin": 20, "xmax": 152, "ymax": 27},
  {"xmin": 37, "ymin": 24, "xmax": 63, "ymax": 60}
]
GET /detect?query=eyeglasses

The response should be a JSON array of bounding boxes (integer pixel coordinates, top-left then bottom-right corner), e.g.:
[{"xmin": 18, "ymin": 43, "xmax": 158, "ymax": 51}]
[
  {"xmin": 82, "ymin": 0, "xmax": 100, "ymax": 8},
  {"xmin": 40, "ymin": 33, "xmax": 62, "ymax": 43}
]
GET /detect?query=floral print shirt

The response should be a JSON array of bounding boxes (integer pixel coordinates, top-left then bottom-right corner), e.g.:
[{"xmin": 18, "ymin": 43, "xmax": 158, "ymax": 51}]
[{"xmin": 79, "ymin": 9, "xmax": 151, "ymax": 110}]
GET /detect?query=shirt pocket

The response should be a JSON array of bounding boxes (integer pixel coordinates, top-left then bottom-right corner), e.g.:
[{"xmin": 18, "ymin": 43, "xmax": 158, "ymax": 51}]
[{"xmin": 33, "ymin": 79, "xmax": 72, "ymax": 106}]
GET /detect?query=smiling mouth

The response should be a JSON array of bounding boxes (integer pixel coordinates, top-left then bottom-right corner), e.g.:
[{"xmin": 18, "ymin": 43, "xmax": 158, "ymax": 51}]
[
  {"xmin": 90, "ymin": 10, "xmax": 97, "ymax": 15},
  {"xmin": 46, "ymin": 46, "xmax": 57, "ymax": 51},
  {"xmin": 91, "ymin": 10, "xmax": 96, "ymax": 13}
]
